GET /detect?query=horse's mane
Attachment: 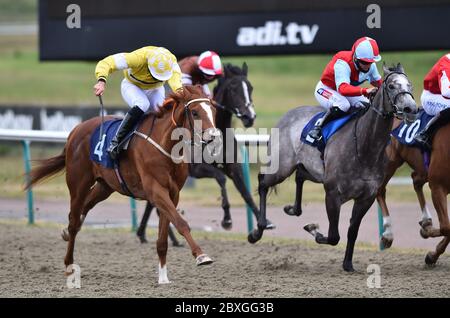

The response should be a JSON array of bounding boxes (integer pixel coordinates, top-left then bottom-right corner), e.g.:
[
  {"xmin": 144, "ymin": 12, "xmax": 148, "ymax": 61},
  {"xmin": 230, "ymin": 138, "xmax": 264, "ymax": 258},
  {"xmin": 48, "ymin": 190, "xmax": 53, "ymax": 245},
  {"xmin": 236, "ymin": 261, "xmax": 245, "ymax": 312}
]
[
  {"xmin": 223, "ymin": 63, "xmax": 245, "ymax": 76},
  {"xmin": 155, "ymin": 85, "xmax": 206, "ymax": 117},
  {"xmin": 213, "ymin": 63, "xmax": 245, "ymax": 96},
  {"xmin": 385, "ymin": 63, "xmax": 404, "ymax": 75}
]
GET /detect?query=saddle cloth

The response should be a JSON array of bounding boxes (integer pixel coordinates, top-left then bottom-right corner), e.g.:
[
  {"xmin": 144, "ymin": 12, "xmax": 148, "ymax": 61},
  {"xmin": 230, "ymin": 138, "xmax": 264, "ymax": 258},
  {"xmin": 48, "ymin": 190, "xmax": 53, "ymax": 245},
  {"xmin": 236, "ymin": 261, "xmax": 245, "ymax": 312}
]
[
  {"xmin": 391, "ymin": 109, "xmax": 433, "ymax": 148},
  {"xmin": 89, "ymin": 119, "xmax": 135, "ymax": 168},
  {"xmin": 300, "ymin": 111, "xmax": 357, "ymax": 153}
]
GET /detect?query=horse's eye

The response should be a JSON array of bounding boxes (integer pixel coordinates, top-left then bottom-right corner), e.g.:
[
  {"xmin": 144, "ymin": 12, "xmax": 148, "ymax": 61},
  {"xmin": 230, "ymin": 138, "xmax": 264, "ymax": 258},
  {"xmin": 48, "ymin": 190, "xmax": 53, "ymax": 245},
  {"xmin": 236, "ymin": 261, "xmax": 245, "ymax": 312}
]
[
  {"xmin": 191, "ymin": 110, "xmax": 199, "ymax": 118},
  {"xmin": 388, "ymin": 84, "xmax": 395, "ymax": 90}
]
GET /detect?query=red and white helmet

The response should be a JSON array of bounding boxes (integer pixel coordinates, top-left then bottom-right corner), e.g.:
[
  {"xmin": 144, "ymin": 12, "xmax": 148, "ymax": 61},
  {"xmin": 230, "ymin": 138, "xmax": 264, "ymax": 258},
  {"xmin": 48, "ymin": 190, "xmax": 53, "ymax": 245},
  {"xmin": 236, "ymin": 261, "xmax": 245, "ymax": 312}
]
[
  {"xmin": 198, "ymin": 51, "xmax": 223, "ymax": 76},
  {"xmin": 352, "ymin": 37, "xmax": 382, "ymax": 63}
]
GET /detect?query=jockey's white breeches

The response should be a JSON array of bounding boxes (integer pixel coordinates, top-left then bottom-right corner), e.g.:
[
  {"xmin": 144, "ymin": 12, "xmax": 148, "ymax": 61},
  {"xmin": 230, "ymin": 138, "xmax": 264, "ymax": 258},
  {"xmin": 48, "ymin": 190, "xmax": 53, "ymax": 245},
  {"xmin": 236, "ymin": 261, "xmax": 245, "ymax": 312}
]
[
  {"xmin": 121, "ymin": 78, "xmax": 165, "ymax": 112},
  {"xmin": 421, "ymin": 89, "xmax": 450, "ymax": 116},
  {"xmin": 314, "ymin": 81, "xmax": 369, "ymax": 112}
]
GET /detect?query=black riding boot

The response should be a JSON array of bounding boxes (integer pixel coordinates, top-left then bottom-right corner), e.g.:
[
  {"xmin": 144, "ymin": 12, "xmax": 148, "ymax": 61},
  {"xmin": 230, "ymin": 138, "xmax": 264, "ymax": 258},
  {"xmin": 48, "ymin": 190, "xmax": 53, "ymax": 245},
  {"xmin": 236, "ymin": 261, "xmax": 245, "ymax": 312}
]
[
  {"xmin": 108, "ymin": 106, "xmax": 144, "ymax": 160},
  {"xmin": 414, "ymin": 108, "xmax": 450, "ymax": 150},
  {"xmin": 308, "ymin": 106, "xmax": 347, "ymax": 141}
]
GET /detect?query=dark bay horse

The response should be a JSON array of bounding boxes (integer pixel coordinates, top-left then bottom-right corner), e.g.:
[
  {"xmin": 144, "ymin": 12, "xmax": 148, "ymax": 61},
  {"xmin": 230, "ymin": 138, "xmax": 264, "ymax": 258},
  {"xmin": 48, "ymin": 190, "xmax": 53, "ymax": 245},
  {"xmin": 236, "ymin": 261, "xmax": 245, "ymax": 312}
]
[
  {"xmin": 376, "ymin": 119, "xmax": 433, "ymax": 249},
  {"xmin": 420, "ymin": 115, "xmax": 450, "ymax": 265},
  {"xmin": 136, "ymin": 63, "xmax": 274, "ymax": 244},
  {"xmin": 25, "ymin": 86, "xmax": 218, "ymax": 284},
  {"xmin": 248, "ymin": 64, "xmax": 417, "ymax": 272}
]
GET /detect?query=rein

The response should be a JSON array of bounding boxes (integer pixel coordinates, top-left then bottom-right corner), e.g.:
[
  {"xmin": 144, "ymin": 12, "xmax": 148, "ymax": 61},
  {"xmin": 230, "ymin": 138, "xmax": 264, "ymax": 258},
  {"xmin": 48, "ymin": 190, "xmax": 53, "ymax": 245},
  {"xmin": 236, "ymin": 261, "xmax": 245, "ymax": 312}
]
[
  {"xmin": 134, "ymin": 97, "xmax": 213, "ymax": 163},
  {"xmin": 370, "ymin": 71, "xmax": 415, "ymax": 119},
  {"xmin": 355, "ymin": 71, "xmax": 414, "ymax": 164},
  {"xmin": 134, "ymin": 130, "xmax": 184, "ymax": 163}
]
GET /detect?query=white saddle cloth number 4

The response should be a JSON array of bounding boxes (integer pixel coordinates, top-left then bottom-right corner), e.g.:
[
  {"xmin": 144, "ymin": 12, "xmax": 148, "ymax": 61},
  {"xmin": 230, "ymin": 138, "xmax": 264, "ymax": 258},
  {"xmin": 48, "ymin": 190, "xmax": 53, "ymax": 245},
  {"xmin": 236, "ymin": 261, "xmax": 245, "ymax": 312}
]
[{"xmin": 94, "ymin": 134, "xmax": 106, "ymax": 161}]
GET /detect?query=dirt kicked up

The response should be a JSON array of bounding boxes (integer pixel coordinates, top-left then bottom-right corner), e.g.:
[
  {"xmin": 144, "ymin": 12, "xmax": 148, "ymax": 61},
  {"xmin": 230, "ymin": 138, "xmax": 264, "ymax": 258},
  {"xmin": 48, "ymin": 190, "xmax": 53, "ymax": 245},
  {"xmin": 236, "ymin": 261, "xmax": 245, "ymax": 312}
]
[{"xmin": 0, "ymin": 221, "xmax": 449, "ymax": 298}]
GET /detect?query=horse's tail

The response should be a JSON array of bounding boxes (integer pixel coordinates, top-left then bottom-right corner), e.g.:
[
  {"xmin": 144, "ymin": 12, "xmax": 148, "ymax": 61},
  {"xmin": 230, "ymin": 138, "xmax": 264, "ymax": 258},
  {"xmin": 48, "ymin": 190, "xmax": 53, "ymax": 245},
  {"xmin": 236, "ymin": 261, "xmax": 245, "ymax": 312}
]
[{"xmin": 24, "ymin": 147, "xmax": 66, "ymax": 190}]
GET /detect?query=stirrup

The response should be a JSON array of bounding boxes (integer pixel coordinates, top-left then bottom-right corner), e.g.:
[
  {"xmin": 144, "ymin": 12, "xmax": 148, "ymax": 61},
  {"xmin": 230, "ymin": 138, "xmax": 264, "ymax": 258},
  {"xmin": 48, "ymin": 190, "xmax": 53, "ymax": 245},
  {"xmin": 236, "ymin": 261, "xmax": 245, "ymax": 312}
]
[
  {"xmin": 414, "ymin": 134, "xmax": 428, "ymax": 144},
  {"xmin": 107, "ymin": 143, "xmax": 120, "ymax": 160},
  {"xmin": 308, "ymin": 128, "xmax": 322, "ymax": 141},
  {"xmin": 414, "ymin": 134, "xmax": 431, "ymax": 150}
]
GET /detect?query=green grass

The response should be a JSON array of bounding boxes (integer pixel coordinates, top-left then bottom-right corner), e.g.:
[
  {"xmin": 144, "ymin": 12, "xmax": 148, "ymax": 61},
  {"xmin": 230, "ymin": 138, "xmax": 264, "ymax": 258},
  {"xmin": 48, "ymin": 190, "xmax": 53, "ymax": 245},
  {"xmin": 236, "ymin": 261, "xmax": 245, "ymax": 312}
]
[
  {"xmin": 0, "ymin": 0, "xmax": 37, "ymax": 23},
  {"xmin": 0, "ymin": 41, "xmax": 123, "ymax": 107},
  {"xmin": 225, "ymin": 51, "xmax": 446, "ymax": 128},
  {"xmin": 0, "ymin": 34, "xmax": 447, "ymax": 128},
  {"xmin": 0, "ymin": 34, "xmax": 444, "ymax": 205}
]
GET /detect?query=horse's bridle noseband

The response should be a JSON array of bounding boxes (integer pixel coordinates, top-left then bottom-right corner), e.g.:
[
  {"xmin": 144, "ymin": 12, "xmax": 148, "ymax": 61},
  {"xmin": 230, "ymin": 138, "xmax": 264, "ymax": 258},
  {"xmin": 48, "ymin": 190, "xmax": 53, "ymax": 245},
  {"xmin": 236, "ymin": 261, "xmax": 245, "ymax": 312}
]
[
  {"xmin": 214, "ymin": 101, "xmax": 253, "ymax": 119},
  {"xmin": 134, "ymin": 97, "xmax": 215, "ymax": 162},
  {"xmin": 180, "ymin": 98, "xmax": 215, "ymax": 146}
]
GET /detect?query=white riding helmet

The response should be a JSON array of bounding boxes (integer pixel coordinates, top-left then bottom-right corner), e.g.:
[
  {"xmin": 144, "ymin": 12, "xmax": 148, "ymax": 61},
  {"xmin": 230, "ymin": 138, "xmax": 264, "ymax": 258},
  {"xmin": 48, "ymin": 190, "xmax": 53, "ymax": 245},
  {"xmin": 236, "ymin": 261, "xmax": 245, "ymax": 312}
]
[{"xmin": 147, "ymin": 47, "xmax": 176, "ymax": 81}]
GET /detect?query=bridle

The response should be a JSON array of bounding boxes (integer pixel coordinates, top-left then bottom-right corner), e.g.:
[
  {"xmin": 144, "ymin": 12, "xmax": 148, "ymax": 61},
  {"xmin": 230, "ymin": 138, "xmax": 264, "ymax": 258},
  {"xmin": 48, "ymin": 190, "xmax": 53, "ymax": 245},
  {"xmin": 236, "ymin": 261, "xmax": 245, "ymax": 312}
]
[
  {"xmin": 134, "ymin": 97, "xmax": 215, "ymax": 163},
  {"xmin": 214, "ymin": 101, "xmax": 241, "ymax": 117},
  {"xmin": 371, "ymin": 71, "xmax": 415, "ymax": 119},
  {"xmin": 171, "ymin": 97, "xmax": 215, "ymax": 146},
  {"xmin": 354, "ymin": 71, "xmax": 414, "ymax": 164},
  {"xmin": 213, "ymin": 76, "xmax": 254, "ymax": 119}
]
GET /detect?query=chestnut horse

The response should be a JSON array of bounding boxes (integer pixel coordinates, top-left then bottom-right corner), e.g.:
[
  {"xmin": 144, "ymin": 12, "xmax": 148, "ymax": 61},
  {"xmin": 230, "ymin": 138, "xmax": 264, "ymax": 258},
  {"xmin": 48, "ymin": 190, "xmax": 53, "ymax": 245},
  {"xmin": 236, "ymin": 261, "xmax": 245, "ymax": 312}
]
[
  {"xmin": 421, "ymin": 119, "xmax": 450, "ymax": 265},
  {"xmin": 25, "ymin": 86, "xmax": 218, "ymax": 284},
  {"xmin": 376, "ymin": 119, "xmax": 433, "ymax": 249}
]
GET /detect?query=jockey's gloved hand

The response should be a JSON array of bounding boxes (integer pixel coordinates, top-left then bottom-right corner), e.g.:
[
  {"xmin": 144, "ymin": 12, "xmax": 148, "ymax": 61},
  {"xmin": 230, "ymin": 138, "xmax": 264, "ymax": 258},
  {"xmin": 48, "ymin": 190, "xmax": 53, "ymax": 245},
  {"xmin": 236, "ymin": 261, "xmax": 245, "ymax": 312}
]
[
  {"xmin": 94, "ymin": 79, "xmax": 106, "ymax": 96},
  {"xmin": 363, "ymin": 86, "xmax": 378, "ymax": 97}
]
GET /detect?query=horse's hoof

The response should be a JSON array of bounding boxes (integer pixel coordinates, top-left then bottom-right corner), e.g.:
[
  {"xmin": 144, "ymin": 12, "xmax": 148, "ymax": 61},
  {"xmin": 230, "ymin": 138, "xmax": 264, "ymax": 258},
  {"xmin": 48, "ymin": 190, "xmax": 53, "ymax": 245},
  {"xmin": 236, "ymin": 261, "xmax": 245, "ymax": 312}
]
[
  {"xmin": 425, "ymin": 252, "xmax": 436, "ymax": 266},
  {"xmin": 221, "ymin": 219, "xmax": 233, "ymax": 230},
  {"xmin": 137, "ymin": 235, "xmax": 148, "ymax": 244},
  {"xmin": 343, "ymin": 262, "xmax": 355, "ymax": 272},
  {"xmin": 303, "ymin": 223, "xmax": 319, "ymax": 234},
  {"xmin": 61, "ymin": 228, "xmax": 69, "ymax": 241},
  {"xmin": 380, "ymin": 236, "xmax": 393, "ymax": 249},
  {"xmin": 265, "ymin": 220, "xmax": 276, "ymax": 230},
  {"xmin": 314, "ymin": 232, "xmax": 326, "ymax": 244},
  {"xmin": 247, "ymin": 229, "xmax": 262, "ymax": 244},
  {"xmin": 283, "ymin": 205, "xmax": 302, "ymax": 216},
  {"xmin": 172, "ymin": 242, "xmax": 184, "ymax": 248},
  {"xmin": 158, "ymin": 278, "xmax": 171, "ymax": 284},
  {"xmin": 419, "ymin": 218, "xmax": 433, "ymax": 230},
  {"xmin": 64, "ymin": 265, "xmax": 74, "ymax": 277},
  {"xmin": 420, "ymin": 228, "xmax": 430, "ymax": 239},
  {"xmin": 196, "ymin": 254, "xmax": 213, "ymax": 266}
]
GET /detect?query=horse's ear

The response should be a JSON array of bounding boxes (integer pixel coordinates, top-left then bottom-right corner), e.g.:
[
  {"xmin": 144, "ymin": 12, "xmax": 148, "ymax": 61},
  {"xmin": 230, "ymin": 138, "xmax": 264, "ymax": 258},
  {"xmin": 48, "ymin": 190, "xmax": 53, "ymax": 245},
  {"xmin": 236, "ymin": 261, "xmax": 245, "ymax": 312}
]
[
  {"xmin": 242, "ymin": 62, "xmax": 248, "ymax": 75},
  {"xmin": 223, "ymin": 64, "xmax": 230, "ymax": 77},
  {"xmin": 162, "ymin": 97, "xmax": 175, "ymax": 110},
  {"xmin": 382, "ymin": 62, "xmax": 390, "ymax": 76},
  {"xmin": 397, "ymin": 63, "xmax": 405, "ymax": 73}
]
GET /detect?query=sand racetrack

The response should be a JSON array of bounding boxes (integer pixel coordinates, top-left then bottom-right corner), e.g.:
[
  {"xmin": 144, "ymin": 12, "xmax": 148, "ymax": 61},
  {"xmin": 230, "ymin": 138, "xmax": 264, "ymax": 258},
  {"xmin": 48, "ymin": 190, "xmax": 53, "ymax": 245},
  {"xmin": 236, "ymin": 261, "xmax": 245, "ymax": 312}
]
[{"xmin": 1, "ymin": 222, "xmax": 449, "ymax": 298}]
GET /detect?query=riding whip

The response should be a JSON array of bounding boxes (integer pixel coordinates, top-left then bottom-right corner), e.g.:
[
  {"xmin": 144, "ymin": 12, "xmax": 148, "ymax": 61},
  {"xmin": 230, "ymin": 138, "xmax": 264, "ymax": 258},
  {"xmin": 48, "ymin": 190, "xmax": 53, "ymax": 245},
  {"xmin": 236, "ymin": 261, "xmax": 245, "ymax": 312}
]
[{"xmin": 98, "ymin": 95, "xmax": 105, "ymax": 143}]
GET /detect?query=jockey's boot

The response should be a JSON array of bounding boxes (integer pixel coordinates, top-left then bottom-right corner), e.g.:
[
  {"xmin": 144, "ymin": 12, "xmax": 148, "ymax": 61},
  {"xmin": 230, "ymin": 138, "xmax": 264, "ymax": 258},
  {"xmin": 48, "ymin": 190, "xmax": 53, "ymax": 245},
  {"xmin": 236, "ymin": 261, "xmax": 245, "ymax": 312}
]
[
  {"xmin": 414, "ymin": 108, "xmax": 450, "ymax": 150},
  {"xmin": 108, "ymin": 106, "xmax": 144, "ymax": 160},
  {"xmin": 308, "ymin": 106, "xmax": 347, "ymax": 141}
]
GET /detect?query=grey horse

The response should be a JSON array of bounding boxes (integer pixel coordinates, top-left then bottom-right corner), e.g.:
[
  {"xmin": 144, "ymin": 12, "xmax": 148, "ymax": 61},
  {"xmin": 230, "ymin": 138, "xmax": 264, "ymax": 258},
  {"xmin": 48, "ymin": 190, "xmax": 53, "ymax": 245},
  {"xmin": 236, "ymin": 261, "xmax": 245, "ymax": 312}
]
[{"xmin": 248, "ymin": 64, "xmax": 418, "ymax": 272}]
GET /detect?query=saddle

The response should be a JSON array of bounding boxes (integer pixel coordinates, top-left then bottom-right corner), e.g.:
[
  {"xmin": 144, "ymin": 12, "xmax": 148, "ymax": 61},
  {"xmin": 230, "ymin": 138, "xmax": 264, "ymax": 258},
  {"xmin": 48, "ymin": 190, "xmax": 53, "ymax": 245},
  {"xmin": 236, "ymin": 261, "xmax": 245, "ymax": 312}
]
[{"xmin": 301, "ymin": 110, "xmax": 359, "ymax": 153}]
